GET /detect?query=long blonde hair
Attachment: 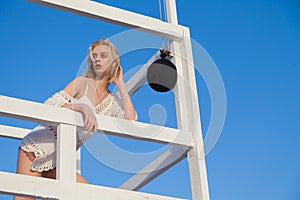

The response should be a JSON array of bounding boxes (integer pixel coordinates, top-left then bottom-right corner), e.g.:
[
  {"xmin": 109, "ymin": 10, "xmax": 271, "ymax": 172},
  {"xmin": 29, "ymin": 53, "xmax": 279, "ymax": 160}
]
[{"xmin": 85, "ymin": 38, "xmax": 120, "ymax": 83}]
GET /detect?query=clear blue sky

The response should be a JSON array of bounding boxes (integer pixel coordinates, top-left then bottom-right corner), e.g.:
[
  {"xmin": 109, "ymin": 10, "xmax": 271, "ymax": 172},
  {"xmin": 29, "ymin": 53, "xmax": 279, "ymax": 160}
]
[{"xmin": 1, "ymin": 0, "xmax": 300, "ymax": 200}]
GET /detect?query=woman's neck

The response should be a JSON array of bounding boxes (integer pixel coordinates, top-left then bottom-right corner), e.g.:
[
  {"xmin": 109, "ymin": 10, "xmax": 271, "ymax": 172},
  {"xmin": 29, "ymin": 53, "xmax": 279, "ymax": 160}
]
[{"xmin": 92, "ymin": 78, "xmax": 109, "ymax": 93}]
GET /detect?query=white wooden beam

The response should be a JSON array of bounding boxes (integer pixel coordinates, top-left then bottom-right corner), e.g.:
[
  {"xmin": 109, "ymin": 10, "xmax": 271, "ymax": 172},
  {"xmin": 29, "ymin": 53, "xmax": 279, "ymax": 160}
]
[
  {"xmin": 56, "ymin": 124, "xmax": 77, "ymax": 186},
  {"xmin": 166, "ymin": 0, "xmax": 178, "ymax": 25},
  {"xmin": 0, "ymin": 95, "xmax": 193, "ymax": 148},
  {"xmin": 0, "ymin": 124, "xmax": 82, "ymax": 174},
  {"xmin": 119, "ymin": 147, "xmax": 187, "ymax": 191},
  {"xmin": 180, "ymin": 27, "xmax": 210, "ymax": 200},
  {"xmin": 0, "ymin": 171, "xmax": 62, "ymax": 199},
  {"xmin": 165, "ymin": 1, "xmax": 210, "ymax": 198},
  {"xmin": 28, "ymin": 0, "xmax": 184, "ymax": 40},
  {"xmin": 0, "ymin": 171, "xmax": 186, "ymax": 200},
  {"xmin": 0, "ymin": 124, "xmax": 31, "ymax": 139},
  {"xmin": 125, "ymin": 50, "xmax": 160, "ymax": 96}
]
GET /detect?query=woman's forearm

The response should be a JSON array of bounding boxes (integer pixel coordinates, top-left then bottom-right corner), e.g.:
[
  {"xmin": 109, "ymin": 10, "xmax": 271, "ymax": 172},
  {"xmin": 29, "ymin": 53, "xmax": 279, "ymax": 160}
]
[
  {"xmin": 62, "ymin": 103, "xmax": 86, "ymax": 113},
  {"xmin": 117, "ymin": 80, "xmax": 137, "ymax": 120},
  {"xmin": 62, "ymin": 103, "xmax": 98, "ymax": 132}
]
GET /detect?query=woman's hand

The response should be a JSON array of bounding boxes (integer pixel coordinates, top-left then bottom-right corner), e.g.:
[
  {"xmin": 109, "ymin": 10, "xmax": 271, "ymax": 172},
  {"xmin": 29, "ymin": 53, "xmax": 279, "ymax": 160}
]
[
  {"xmin": 112, "ymin": 65, "xmax": 124, "ymax": 87},
  {"xmin": 64, "ymin": 103, "xmax": 98, "ymax": 132},
  {"xmin": 111, "ymin": 65, "xmax": 137, "ymax": 120},
  {"xmin": 81, "ymin": 104, "xmax": 98, "ymax": 132}
]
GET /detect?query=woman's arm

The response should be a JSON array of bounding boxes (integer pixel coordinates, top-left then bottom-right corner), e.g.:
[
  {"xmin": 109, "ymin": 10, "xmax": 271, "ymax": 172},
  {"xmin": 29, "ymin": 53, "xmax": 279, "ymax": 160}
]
[
  {"xmin": 113, "ymin": 67, "xmax": 137, "ymax": 120},
  {"xmin": 62, "ymin": 76, "xmax": 98, "ymax": 132},
  {"xmin": 63, "ymin": 103, "xmax": 98, "ymax": 132},
  {"xmin": 46, "ymin": 76, "xmax": 98, "ymax": 132}
]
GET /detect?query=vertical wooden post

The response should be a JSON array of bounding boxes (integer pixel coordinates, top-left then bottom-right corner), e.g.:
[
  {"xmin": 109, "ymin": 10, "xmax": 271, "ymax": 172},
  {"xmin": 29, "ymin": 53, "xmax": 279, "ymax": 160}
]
[
  {"xmin": 166, "ymin": 0, "xmax": 189, "ymax": 131},
  {"xmin": 57, "ymin": 123, "xmax": 77, "ymax": 199},
  {"xmin": 76, "ymin": 150, "xmax": 81, "ymax": 174},
  {"xmin": 166, "ymin": 1, "xmax": 210, "ymax": 199},
  {"xmin": 181, "ymin": 27, "xmax": 210, "ymax": 200}
]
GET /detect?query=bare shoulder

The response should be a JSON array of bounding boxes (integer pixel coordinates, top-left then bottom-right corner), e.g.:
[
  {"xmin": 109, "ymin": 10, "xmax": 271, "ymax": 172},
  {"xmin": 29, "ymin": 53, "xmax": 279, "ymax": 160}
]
[{"xmin": 63, "ymin": 76, "xmax": 89, "ymax": 98}]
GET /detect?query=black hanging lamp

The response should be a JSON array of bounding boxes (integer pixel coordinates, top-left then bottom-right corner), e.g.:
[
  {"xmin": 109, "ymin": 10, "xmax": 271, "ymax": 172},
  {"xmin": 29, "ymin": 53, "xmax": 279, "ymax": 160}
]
[
  {"xmin": 147, "ymin": 0, "xmax": 177, "ymax": 92},
  {"xmin": 147, "ymin": 49, "xmax": 177, "ymax": 92}
]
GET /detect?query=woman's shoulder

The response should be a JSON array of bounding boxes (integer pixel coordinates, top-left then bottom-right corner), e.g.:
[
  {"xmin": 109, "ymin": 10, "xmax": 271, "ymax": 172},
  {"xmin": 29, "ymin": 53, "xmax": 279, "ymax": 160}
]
[
  {"xmin": 63, "ymin": 76, "xmax": 89, "ymax": 97},
  {"xmin": 70, "ymin": 76, "xmax": 91, "ymax": 88},
  {"xmin": 73, "ymin": 76, "xmax": 89, "ymax": 83}
]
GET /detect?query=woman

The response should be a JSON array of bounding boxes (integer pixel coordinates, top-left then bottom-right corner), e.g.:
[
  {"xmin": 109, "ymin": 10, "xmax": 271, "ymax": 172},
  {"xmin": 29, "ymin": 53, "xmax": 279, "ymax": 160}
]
[{"xmin": 15, "ymin": 38, "xmax": 137, "ymax": 200}]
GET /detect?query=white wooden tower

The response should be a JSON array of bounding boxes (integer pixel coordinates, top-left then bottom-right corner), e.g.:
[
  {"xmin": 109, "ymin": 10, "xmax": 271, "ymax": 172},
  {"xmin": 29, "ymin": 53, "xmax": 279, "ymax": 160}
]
[{"xmin": 0, "ymin": 0, "xmax": 210, "ymax": 199}]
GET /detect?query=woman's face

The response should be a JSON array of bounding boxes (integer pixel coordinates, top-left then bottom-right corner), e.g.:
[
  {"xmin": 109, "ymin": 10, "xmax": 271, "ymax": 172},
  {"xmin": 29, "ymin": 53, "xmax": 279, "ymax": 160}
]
[{"xmin": 91, "ymin": 44, "xmax": 112, "ymax": 76}]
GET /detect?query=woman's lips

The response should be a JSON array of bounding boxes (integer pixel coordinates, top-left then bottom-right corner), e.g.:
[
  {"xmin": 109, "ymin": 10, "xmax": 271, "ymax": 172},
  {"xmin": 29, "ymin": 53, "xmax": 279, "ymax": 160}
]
[{"xmin": 95, "ymin": 64, "xmax": 102, "ymax": 69}]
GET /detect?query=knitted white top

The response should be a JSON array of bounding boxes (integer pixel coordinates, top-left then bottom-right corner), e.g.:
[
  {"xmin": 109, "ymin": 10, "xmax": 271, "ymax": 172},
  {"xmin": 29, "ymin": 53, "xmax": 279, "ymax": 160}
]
[{"xmin": 20, "ymin": 81, "xmax": 125, "ymax": 172}]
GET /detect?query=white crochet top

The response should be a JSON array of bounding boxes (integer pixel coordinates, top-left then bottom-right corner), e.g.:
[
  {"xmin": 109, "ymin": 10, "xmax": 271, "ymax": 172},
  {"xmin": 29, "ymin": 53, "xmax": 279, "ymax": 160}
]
[{"xmin": 20, "ymin": 81, "xmax": 126, "ymax": 172}]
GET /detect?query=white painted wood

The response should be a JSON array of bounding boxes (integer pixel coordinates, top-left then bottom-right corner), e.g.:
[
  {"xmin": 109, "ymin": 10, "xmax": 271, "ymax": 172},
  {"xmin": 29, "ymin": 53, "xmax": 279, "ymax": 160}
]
[
  {"xmin": 28, "ymin": 0, "xmax": 185, "ymax": 40},
  {"xmin": 166, "ymin": 0, "xmax": 178, "ymax": 25},
  {"xmin": 56, "ymin": 124, "xmax": 77, "ymax": 184},
  {"xmin": 166, "ymin": 0, "xmax": 189, "ymax": 131},
  {"xmin": 76, "ymin": 149, "xmax": 81, "ymax": 174},
  {"xmin": 180, "ymin": 27, "xmax": 210, "ymax": 200},
  {"xmin": 56, "ymin": 124, "xmax": 77, "ymax": 199},
  {"xmin": 0, "ymin": 95, "xmax": 193, "ymax": 148},
  {"xmin": 0, "ymin": 171, "xmax": 63, "ymax": 199},
  {"xmin": 0, "ymin": 171, "xmax": 186, "ymax": 200},
  {"xmin": 76, "ymin": 182, "xmax": 186, "ymax": 200},
  {"xmin": 171, "ymin": 40, "xmax": 189, "ymax": 131},
  {"xmin": 0, "ymin": 124, "xmax": 31, "ymax": 139},
  {"xmin": 119, "ymin": 147, "xmax": 187, "ymax": 191},
  {"xmin": 97, "ymin": 116, "xmax": 193, "ymax": 148},
  {"xmin": 165, "ymin": 1, "xmax": 210, "ymax": 198},
  {"xmin": 1, "ymin": 1, "xmax": 211, "ymax": 199},
  {"xmin": 0, "ymin": 124, "xmax": 82, "ymax": 174},
  {"xmin": 0, "ymin": 95, "xmax": 78, "ymax": 126}
]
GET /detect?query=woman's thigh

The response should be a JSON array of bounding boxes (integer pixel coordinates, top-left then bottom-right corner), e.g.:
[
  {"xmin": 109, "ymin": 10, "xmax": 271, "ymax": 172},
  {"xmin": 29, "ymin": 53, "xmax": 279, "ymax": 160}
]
[
  {"xmin": 42, "ymin": 168, "xmax": 88, "ymax": 184},
  {"xmin": 16, "ymin": 148, "xmax": 41, "ymax": 177}
]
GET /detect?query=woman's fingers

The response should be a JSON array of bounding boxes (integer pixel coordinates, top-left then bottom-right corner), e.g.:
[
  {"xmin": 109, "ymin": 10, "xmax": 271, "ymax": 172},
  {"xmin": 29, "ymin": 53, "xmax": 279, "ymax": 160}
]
[
  {"xmin": 84, "ymin": 113, "xmax": 98, "ymax": 133},
  {"xmin": 81, "ymin": 105, "xmax": 98, "ymax": 132},
  {"xmin": 85, "ymin": 114, "xmax": 92, "ymax": 132}
]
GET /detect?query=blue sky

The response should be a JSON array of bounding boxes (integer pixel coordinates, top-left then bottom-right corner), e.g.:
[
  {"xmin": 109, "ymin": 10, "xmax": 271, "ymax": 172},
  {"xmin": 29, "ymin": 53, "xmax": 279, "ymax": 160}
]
[{"xmin": 1, "ymin": 0, "xmax": 300, "ymax": 200}]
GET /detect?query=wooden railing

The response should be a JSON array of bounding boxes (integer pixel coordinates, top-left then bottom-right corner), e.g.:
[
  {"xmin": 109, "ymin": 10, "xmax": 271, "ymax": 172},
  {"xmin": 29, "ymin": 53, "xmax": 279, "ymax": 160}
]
[{"xmin": 0, "ymin": 95, "xmax": 191, "ymax": 199}]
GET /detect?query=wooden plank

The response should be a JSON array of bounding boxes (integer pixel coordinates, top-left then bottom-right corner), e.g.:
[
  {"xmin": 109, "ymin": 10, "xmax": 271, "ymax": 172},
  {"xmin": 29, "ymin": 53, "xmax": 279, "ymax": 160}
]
[
  {"xmin": 119, "ymin": 147, "xmax": 187, "ymax": 191},
  {"xmin": 180, "ymin": 27, "xmax": 210, "ymax": 200},
  {"xmin": 166, "ymin": 0, "xmax": 179, "ymax": 25},
  {"xmin": 0, "ymin": 124, "xmax": 31, "ymax": 139},
  {"xmin": 28, "ymin": 0, "xmax": 184, "ymax": 40},
  {"xmin": 164, "ymin": 1, "xmax": 210, "ymax": 198},
  {"xmin": 0, "ymin": 171, "xmax": 186, "ymax": 200},
  {"xmin": 0, "ymin": 124, "xmax": 82, "ymax": 173},
  {"xmin": 125, "ymin": 50, "xmax": 160, "ymax": 96},
  {"xmin": 0, "ymin": 171, "xmax": 62, "ymax": 199},
  {"xmin": 56, "ymin": 124, "xmax": 77, "ymax": 185},
  {"xmin": 165, "ymin": 0, "xmax": 189, "ymax": 132},
  {"xmin": 0, "ymin": 95, "xmax": 194, "ymax": 148}
]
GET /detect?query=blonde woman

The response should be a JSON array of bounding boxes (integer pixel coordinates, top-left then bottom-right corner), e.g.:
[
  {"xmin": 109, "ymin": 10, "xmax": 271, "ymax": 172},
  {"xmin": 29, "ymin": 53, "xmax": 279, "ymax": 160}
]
[{"xmin": 15, "ymin": 38, "xmax": 137, "ymax": 200}]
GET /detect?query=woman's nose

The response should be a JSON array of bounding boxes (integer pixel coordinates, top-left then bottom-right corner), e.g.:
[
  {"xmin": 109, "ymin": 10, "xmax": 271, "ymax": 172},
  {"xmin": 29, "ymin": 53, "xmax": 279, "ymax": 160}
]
[{"xmin": 95, "ymin": 56, "xmax": 101, "ymax": 62}]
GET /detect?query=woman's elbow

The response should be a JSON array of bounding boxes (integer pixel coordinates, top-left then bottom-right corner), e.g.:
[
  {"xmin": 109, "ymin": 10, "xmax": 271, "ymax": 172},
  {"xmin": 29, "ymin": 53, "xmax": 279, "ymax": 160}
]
[{"xmin": 125, "ymin": 112, "xmax": 138, "ymax": 120}]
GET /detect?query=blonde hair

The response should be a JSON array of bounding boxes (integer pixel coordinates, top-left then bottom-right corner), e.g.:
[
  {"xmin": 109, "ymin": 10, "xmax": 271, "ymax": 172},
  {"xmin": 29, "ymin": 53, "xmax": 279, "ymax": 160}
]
[{"xmin": 85, "ymin": 38, "xmax": 120, "ymax": 83}]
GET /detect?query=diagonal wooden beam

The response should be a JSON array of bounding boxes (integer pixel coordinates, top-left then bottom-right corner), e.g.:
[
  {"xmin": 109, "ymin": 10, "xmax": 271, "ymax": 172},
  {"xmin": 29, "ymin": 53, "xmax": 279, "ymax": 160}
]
[
  {"xmin": 119, "ymin": 147, "xmax": 187, "ymax": 191},
  {"xmin": 126, "ymin": 50, "xmax": 160, "ymax": 96}
]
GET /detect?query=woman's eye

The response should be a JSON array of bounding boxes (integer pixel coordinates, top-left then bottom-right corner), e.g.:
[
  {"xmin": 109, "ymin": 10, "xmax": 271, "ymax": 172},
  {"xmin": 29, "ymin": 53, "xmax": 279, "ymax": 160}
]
[{"xmin": 101, "ymin": 54, "xmax": 108, "ymax": 58}]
